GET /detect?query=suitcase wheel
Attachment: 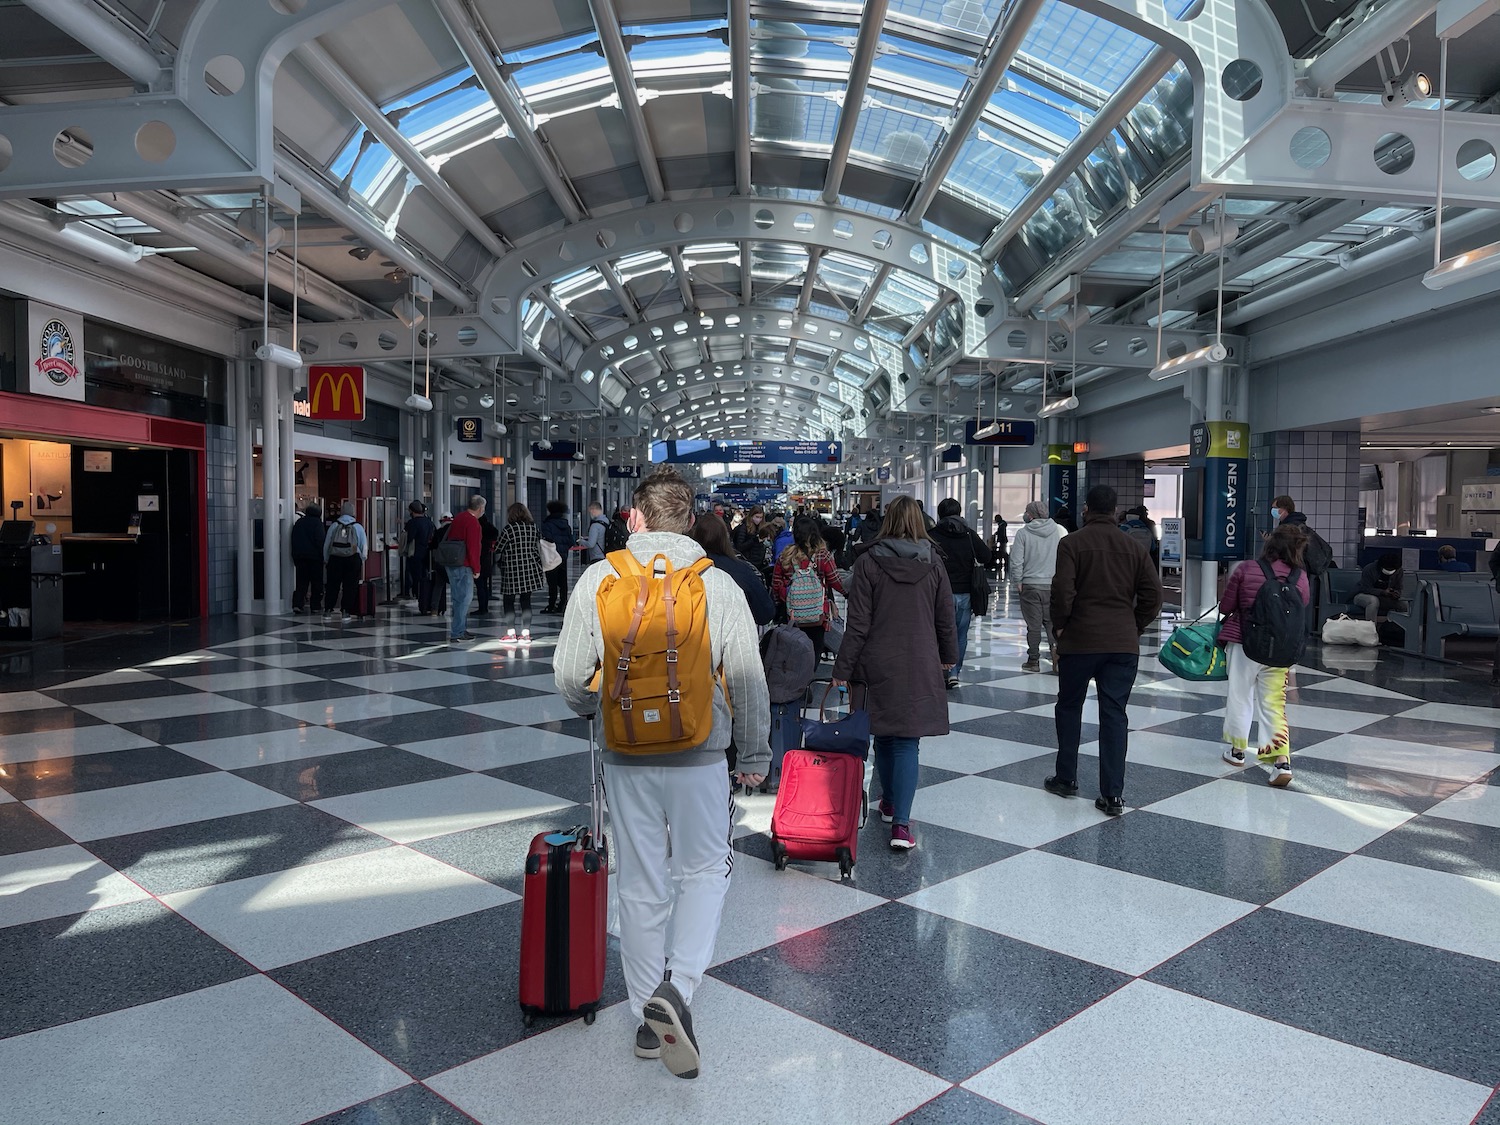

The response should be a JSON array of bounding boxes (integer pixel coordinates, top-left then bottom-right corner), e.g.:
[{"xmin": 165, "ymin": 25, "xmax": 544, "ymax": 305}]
[
  {"xmin": 771, "ymin": 840, "xmax": 788, "ymax": 871},
  {"xmin": 583, "ymin": 1010, "xmax": 596, "ymax": 1026},
  {"xmin": 522, "ymin": 1011, "xmax": 535, "ymax": 1028},
  {"xmin": 836, "ymin": 847, "xmax": 853, "ymax": 880}
]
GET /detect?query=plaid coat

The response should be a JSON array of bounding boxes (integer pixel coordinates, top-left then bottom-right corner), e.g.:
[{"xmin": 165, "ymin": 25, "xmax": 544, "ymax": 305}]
[{"xmin": 498, "ymin": 520, "xmax": 544, "ymax": 595}]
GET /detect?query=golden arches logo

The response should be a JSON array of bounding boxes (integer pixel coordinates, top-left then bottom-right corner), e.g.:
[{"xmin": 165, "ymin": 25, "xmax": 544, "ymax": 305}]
[{"xmin": 308, "ymin": 366, "xmax": 365, "ymax": 420}]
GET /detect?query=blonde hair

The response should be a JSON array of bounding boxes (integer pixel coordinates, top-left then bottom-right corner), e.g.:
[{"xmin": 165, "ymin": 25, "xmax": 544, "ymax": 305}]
[
  {"xmin": 877, "ymin": 495, "xmax": 930, "ymax": 543},
  {"xmin": 632, "ymin": 466, "xmax": 694, "ymax": 533}
]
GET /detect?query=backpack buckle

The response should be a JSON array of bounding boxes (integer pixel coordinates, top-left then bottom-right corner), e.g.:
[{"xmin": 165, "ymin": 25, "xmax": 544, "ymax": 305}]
[
  {"xmin": 665, "ymin": 650, "xmax": 678, "ymax": 663},
  {"xmin": 620, "ymin": 696, "xmax": 633, "ymax": 711},
  {"xmin": 667, "ymin": 689, "xmax": 681, "ymax": 704},
  {"xmin": 616, "ymin": 657, "xmax": 630, "ymax": 671}
]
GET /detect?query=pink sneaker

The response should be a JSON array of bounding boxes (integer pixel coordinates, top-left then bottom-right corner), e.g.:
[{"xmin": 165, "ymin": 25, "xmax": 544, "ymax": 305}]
[
  {"xmin": 502, "ymin": 629, "xmax": 517, "ymax": 645},
  {"xmin": 519, "ymin": 628, "xmax": 531, "ymax": 643},
  {"xmin": 890, "ymin": 824, "xmax": 915, "ymax": 851},
  {"xmin": 878, "ymin": 798, "xmax": 894, "ymax": 824}
]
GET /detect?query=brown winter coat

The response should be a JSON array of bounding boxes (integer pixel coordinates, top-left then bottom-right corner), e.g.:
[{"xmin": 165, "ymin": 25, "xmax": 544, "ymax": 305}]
[
  {"xmin": 831, "ymin": 539, "xmax": 958, "ymax": 738},
  {"xmin": 1051, "ymin": 511, "xmax": 1165, "ymax": 654}
]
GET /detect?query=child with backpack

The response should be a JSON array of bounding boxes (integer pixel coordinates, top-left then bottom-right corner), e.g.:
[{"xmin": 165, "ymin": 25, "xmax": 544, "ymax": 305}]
[
  {"xmin": 1217, "ymin": 524, "xmax": 1310, "ymax": 787},
  {"xmin": 771, "ymin": 516, "xmax": 845, "ymax": 658}
]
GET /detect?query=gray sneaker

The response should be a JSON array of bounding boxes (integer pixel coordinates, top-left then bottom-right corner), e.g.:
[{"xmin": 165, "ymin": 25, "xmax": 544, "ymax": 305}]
[
  {"xmin": 634, "ymin": 1023, "xmax": 661, "ymax": 1059},
  {"xmin": 642, "ymin": 979, "xmax": 699, "ymax": 1079},
  {"xmin": 1021, "ymin": 658, "xmax": 1041, "ymax": 673}
]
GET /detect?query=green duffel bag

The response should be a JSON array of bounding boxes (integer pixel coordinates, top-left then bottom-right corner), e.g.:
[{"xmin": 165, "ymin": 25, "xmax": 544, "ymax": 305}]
[{"xmin": 1158, "ymin": 611, "xmax": 1228, "ymax": 681}]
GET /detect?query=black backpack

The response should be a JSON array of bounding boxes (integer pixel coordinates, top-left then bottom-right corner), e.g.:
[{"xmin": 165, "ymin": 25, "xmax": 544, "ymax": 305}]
[
  {"xmin": 1301, "ymin": 528, "xmax": 1334, "ymax": 576},
  {"xmin": 603, "ymin": 516, "xmax": 631, "ymax": 555},
  {"xmin": 1242, "ymin": 561, "xmax": 1307, "ymax": 667}
]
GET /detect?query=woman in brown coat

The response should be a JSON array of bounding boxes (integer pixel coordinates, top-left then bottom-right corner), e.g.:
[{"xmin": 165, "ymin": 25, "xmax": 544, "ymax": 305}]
[{"xmin": 831, "ymin": 495, "xmax": 957, "ymax": 851}]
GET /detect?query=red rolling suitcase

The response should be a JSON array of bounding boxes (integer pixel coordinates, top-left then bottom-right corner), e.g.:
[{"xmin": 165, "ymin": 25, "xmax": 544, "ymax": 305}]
[
  {"xmin": 518, "ymin": 717, "xmax": 608, "ymax": 1026},
  {"xmin": 770, "ymin": 749, "xmax": 866, "ymax": 878}
]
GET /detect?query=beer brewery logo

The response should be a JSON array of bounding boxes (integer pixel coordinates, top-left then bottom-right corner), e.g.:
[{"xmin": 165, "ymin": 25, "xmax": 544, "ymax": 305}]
[{"xmin": 36, "ymin": 319, "xmax": 79, "ymax": 387}]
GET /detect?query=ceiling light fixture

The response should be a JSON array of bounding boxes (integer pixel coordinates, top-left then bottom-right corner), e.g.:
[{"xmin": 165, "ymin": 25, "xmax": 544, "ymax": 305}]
[
  {"xmin": 1038, "ymin": 395, "xmax": 1079, "ymax": 419},
  {"xmin": 1149, "ymin": 202, "xmax": 1229, "ymax": 380},
  {"xmin": 1383, "ymin": 70, "xmax": 1432, "ymax": 107},
  {"xmin": 1421, "ymin": 39, "xmax": 1499, "ymax": 291}
]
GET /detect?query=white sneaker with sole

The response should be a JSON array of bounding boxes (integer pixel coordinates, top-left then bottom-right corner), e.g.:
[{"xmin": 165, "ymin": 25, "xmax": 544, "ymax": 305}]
[
  {"xmin": 1268, "ymin": 761, "xmax": 1293, "ymax": 787},
  {"xmin": 1222, "ymin": 748, "xmax": 1246, "ymax": 767}
]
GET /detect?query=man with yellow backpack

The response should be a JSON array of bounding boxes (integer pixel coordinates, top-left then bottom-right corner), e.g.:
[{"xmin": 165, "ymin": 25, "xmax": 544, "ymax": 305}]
[{"xmin": 555, "ymin": 467, "xmax": 770, "ymax": 1081}]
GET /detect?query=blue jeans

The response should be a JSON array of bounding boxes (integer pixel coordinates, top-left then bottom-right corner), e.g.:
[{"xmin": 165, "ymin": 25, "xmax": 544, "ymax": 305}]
[
  {"xmin": 872, "ymin": 736, "xmax": 921, "ymax": 827},
  {"xmin": 447, "ymin": 566, "xmax": 474, "ymax": 639},
  {"xmin": 951, "ymin": 593, "xmax": 972, "ymax": 676}
]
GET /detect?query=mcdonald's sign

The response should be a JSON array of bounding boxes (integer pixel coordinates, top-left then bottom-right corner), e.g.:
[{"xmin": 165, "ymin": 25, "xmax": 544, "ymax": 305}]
[{"xmin": 308, "ymin": 365, "xmax": 365, "ymax": 421}]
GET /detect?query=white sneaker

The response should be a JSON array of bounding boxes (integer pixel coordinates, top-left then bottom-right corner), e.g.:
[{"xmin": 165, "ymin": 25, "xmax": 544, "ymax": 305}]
[
  {"xmin": 520, "ymin": 628, "xmax": 531, "ymax": 643},
  {"xmin": 1222, "ymin": 748, "xmax": 1246, "ymax": 767},
  {"xmin": 1268, "ymin": 761, "xmax": 1293, "ymax": 787},
  {"xmin": 502, "ymin": 629, "xmax": 517, "ymax": 645}
]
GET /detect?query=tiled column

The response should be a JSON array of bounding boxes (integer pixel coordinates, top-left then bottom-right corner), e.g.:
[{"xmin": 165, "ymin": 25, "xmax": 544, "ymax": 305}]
[
  {"xmin": 1085, "ymin": 458, "xmax": 1146, "ymax": 512},
  {"xmin": 1252, "ymin": 430, "xmax": 1361, "ymax": 567},
  {"xmin": 205, "ymin": 424, "xmax": 237, "ymax": 616}
]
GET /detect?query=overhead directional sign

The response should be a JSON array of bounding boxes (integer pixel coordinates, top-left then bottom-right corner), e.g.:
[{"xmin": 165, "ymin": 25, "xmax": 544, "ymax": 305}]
[
  {"xmin": 652, "ymin": 439, "xmax": 842, "ymax": 464},
  {"xmin": 964, "ymin": 419, "xmax": 1037, "ymax": 446}
]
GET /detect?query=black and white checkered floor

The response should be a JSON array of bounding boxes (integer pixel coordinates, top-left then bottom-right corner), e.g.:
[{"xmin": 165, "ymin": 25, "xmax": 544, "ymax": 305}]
[{"xmin": 2, "ymin": 596, "xmax": 1498, "ymax": 1125}]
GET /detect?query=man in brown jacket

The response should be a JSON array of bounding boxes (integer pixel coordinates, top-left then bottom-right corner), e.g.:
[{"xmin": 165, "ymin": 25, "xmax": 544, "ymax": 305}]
[{"xmin": 1044, "ymin": 484, "xmax": 1164, "ymax": 815}]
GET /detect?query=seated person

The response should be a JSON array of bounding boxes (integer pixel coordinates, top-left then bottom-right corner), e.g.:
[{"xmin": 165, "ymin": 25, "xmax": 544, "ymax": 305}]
[
  {"xmin": 1352, "ymin": 552, "xmax": 1407, "ymax": 620},
  {"xmin": 1436, "ymin": 545, "xmax": 1473, "ymax": 572}
]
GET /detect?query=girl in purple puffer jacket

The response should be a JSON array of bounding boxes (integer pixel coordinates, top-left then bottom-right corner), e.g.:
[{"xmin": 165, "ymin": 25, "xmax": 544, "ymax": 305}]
[{"xmin": 1217, "ymin": 525, "xmax": 1310, "ymax": 787}]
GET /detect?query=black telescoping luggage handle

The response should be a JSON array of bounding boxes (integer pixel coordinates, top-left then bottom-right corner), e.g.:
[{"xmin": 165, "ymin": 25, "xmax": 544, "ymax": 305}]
[{"xmin": 580, "ymin": 715, "xmax": 605, "ymax": 850}]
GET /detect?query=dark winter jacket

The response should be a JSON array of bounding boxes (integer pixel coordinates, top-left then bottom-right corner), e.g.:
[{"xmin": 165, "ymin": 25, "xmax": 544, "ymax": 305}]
[
  {"xmin": 1279, "ymin": 511, "xmax": 1335, "ymax": 574},
  {"xmin": 731, "ymin": 518, "xmax": 762, "ymax": 558},
  {"xmin": 1355, "ymin": 560, "xmax": 1404, "ymax": 604},
  {"xmin": 929, "ymin": 516, "xmax": 993, "ymax": 595},
  {"xmin": 289, "ymin": 513, "xmax": 326, "ymax": 562},
  {"xmin": 1051, "ymin": 512, "xmax": 1165, "ymax": 655},
  {"xmin": 832, "ymin": 539, "xmax": 957, "ymax": 738},
  {"xmin": 539, "ymin": 514, "xmax": 577, "ymax": 551},
  {"xmin": 708, "ymin": 551, "xmax": 775, "ymax": 627},
  {"xmin": 403, "ymin": 515, "xmax": 435, "ymax": 565},
  {"xmin": 479, "ymin": 515, "xmax": 500, "ymax": 576}
]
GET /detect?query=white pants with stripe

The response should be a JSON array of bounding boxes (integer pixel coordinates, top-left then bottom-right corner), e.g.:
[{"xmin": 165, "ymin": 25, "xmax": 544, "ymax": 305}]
[
  {"xmin": 1222, "ymin": 642, "xmax": 1291, "ymax": 759},
  {"xmin": 603, "ymin": 760, "xmax": 734, "ymax": 1021}
]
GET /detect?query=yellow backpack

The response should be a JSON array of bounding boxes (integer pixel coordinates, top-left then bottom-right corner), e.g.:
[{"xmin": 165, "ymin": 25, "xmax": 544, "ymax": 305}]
[{"xmin": 597, "ymin": 550, "xmax": 716, "ymax": 753}]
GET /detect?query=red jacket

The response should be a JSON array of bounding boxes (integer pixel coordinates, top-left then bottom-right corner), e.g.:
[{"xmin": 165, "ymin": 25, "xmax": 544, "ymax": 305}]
[
  {"xmin": 1218, "ymin": 559, "xmax": 1310, "ymax": 645},
  {"xmin": 448, "ymin": 509, "xmax": 483, "ymax": 573}
]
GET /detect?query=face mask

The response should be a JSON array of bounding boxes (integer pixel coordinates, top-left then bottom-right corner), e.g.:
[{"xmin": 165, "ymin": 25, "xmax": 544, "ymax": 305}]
[{"xmin": 1381, "ymin": 568, "xmax": 1397, "ymax": 576}]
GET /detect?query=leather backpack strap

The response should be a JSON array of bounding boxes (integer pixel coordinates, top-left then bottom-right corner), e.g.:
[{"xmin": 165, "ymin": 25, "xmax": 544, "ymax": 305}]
[{"xmin": 659, "ymin": 557, "xmax": 686, "ymax": 741}]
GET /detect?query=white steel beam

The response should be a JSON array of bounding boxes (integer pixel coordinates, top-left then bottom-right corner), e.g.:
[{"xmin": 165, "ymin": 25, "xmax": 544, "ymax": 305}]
[
  {"xmin": 821, "ymin": 0, "xmax": 891, "ymax": 204},
  {"xmin": 18, "ymin": 0, "xmax": 164, "ymax": 89},
  {"xmin": 587, "ymin": 0, "xmax": 666, "ymax": 203},
  {"xmin": 432, "ymin": 0, "xmax": 586, "ymax": 224},
  {"xmin": 1301, "ymin": 0, "xmax": 1443, "ymax": 94},
  {"xmin": 297, "ymin": 41, "xmax": 509, "ymax": 259},
  {"xmin": 904, "ymin": 0, "xmax": 1046, "ymax": 222}
]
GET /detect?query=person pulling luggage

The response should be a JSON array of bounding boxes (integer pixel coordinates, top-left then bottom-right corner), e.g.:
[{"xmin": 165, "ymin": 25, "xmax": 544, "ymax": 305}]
[{"xmin": 554, "ymin": 466, "xmax": 769, "ymax": 1081}]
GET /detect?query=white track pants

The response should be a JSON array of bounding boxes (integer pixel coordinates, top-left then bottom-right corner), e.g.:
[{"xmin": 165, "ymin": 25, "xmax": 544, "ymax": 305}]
[
  {"xmin": 1222, "ymin": 642, "xmax": 1291, "ymax": 759},
  {"xmin": 603, "ymin": 761, "xmax": 734, "ymax": 1020}
]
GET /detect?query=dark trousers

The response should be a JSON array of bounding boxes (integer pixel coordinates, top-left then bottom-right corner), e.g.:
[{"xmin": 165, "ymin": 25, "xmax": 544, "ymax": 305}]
[
  {"xmin": 292, "ymin": 557, "xmax": 323, "ymax": 612},
  {"xmin": 545, "ymin": 565, "xmax": 568, "ymax": 610},
  {"xmin": 324, "ymin": 554, "xmax": 363, "ymax": 616},
  {"xmin": 1054, "ymin": 651, "xmax": 1139, "ymax": 800},
  {"xmin": 478, "ymin": 566, "xmax": 493, "ymax": 614}
]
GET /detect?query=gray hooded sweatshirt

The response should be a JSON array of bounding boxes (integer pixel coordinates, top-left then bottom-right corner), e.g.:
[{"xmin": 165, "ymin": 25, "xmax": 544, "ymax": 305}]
[
  {"xmin": 1010, "ymin": 516, "xmax": 1062, "ymax": 588},
  {"xmin": 553, "ymin": 531, "xmax": 771, "ymax": 774}
]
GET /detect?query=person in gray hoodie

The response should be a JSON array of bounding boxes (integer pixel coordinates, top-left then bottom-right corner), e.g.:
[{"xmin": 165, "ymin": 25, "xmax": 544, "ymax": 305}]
[
  {"xmin": 1010, "ymin": 500, "xmax": 1063, "ymax": 673},
  {"xmin": 555, "ymin": 466, "xmax": 769, "ymax": 1082},
  {"xmin": 321, "ymin": 501, "xmax": 369, "ymax": 622}
]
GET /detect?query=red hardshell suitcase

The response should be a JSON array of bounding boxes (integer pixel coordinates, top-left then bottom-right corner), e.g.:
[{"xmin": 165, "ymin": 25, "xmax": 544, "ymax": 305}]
[
  {"xmin": 518, "ymin": 718, "xmax": 608, "ymax": 1026},
  {"xmin": 769, "ymin": 748, "xmax": 866, "ymax": 879}
]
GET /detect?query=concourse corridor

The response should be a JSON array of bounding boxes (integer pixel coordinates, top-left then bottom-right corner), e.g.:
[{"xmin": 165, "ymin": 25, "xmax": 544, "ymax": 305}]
[{"xmin": 1, "ymin": 602, "xmax": 1498, "ymax": 1125}]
